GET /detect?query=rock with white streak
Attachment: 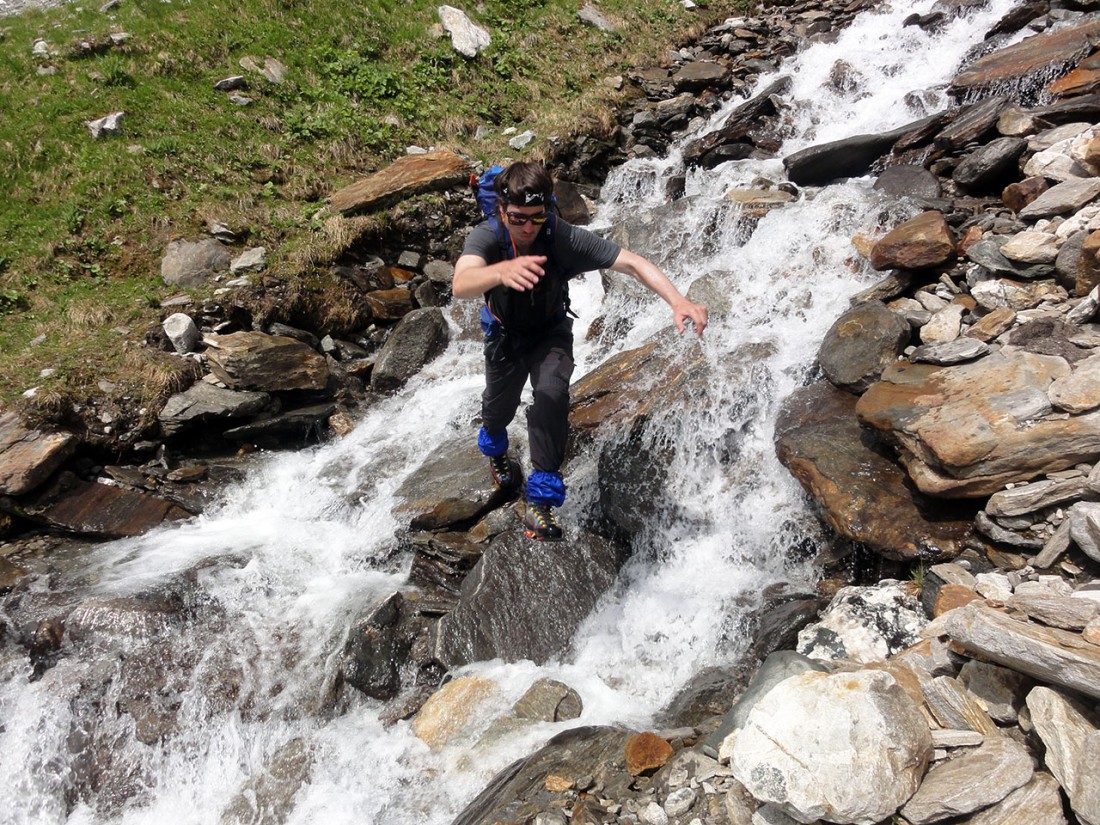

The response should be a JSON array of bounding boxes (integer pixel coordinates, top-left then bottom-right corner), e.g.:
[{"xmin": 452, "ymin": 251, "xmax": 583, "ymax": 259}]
[
  {"xmin": 943, "ymin": 602, "xmax": 1100, "ymax": 700},
  {"xmin": 1027, "ymin": 687, "xmax": 1100, "ymax": 825},
  {"xmin": 729, "ymin": 670, "xmax": 931, "ymax": 825},
  {"xmin": 1049, "ymin": 353, "xmax": 1100, "ymax": 413},
  {"xmin": 438, "ymin": 6, "xmax": 491, "ymax": 57},
  {"xmin": 974, "ymin": 572, "xmax": 1013, "ymax": 601},
  {"xmin": 1000, "ymin": 231, "xmax": 1059, "ymax": 265},
  {"xmin": 900, "ymin": 737, "xmax": 1034, "ymax": 825},
  {"xmin": 796, "ymin": 583, "xmax": 926, "ymax": 663},
  {"xmin": 920, "ymin": 675, "xmax": 1001, "ymax": 736},
  {"xmin": 1068, "ymin": 286, "xmax": 1100, "ymax": 324}
]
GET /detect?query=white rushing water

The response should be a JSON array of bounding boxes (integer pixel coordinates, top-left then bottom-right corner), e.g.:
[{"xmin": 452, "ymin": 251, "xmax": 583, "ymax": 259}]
[{"xmin": 0, "ymin": 0, "xmax": 1023, "ymax": 822}]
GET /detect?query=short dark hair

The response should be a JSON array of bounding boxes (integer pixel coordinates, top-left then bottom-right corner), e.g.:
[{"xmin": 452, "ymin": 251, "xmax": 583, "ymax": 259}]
[{"xmin": 495, "ymin": 162, "xmax": 553, "ymax": 208}]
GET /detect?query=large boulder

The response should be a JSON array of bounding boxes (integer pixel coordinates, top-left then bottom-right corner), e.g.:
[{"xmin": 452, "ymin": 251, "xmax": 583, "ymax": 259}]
[
  {"xmin": 817, "ymin": 300, "xmax": 910, "ymax": 393},
  {"xmin": 727, "ymin": 669, "xmax": 932, "ymax": 825},
  {"xmin": 775, "ymin": 381, "xmax": 974, "ymax": 560},
  {"xmin": 950, "ymin": 17, "xmax": 1100, "ymax": 95},
  {"xmin": 570, "ymin": 338, "xmax": 771, "ymax": 539},
  {"xmin": 0, "ymin": 411, "xmax": 77, "ymax": 496},
  {"xmin": 855, "ymin": 351, "xmax": 1100, "ymax": 497},
  {"xmin": 434, "ymin": 528, "xmax": 626, "ymax": 667},
  {"xmin": 3, "ymin": 472, "xmax": 192, "ymax": 538},
  {"xmin": 370, "ymin": 307, "xmax": 449, "ymax": 393},
  {"xmin": 205, "ymin": 332, "xmax": 330, "ymax": 392},
  {"xmin": 783, "ymin": 114, "xmax": 939, "ymax": 186},
  {"xmin": 796, "ymin": 583, "xmax": 927, "ymax": 663}
]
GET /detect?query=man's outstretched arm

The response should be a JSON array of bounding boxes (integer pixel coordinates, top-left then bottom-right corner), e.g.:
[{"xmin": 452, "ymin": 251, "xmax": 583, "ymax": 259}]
[{"xmin": 608, "ymin": 249, "xmax": 708, "ymax": 336}]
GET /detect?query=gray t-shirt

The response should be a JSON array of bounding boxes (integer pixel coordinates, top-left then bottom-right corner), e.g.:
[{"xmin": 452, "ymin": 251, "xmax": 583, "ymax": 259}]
[{"xmin": 462, "ymin": 218, "xmax": 621, "ymax": 277}]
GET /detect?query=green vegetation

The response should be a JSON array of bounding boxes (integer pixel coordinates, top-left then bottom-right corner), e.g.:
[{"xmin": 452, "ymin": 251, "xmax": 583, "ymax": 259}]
[{"xmin": 0, "ymin": 0, "xmax": 745, "ymax": 418}]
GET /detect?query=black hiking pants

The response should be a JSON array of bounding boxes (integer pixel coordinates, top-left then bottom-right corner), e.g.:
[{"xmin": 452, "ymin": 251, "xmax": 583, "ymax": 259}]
[{"xmin": 482, "ymin": 317, "xmax": 574, "ymax": 473}]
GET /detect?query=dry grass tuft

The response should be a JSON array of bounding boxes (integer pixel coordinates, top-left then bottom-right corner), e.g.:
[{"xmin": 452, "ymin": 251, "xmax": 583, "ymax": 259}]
[
  {"xmin": 126, "ymin": 348, "xmax": 203, "ymax": 406},
  {"xmin": 66, "ymin": 302, "xmax": 116, "ymax": 329}
]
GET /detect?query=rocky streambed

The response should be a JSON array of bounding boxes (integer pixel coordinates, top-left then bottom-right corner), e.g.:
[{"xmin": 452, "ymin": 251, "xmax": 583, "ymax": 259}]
[{"xmin": 3, "ymin": 0, "xmax": 1100, "ymax": 824}]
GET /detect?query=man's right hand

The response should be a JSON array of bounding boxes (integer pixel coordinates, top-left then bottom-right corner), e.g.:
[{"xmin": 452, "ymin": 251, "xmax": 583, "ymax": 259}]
[{"xmin": 497, "ymin": 255, "xmax": 547, "ymax": 291}]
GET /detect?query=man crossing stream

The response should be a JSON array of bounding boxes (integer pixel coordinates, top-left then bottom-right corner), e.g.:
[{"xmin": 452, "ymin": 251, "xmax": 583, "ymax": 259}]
[{"xmin": 452, "ymin": 161, "xmax": 708, "ymax": 540}]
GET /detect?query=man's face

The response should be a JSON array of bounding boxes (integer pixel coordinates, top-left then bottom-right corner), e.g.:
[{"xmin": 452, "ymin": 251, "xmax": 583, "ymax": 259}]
[{"xmin": 500, "ymin": 203, "xmax": 548, "ymax": 246}]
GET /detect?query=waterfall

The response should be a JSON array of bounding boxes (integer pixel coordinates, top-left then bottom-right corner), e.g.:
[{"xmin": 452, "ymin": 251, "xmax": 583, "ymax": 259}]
[{"xmin": 0, "ymin": 1, "xmax": 1023, "ymax": 822}]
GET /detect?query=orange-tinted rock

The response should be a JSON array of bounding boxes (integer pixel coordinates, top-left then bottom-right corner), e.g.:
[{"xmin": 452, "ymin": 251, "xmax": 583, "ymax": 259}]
[
  {"xmin": 870, "ymin": 211, "xmax": 955, "ymax": 271},
  {"xmin": 952, "ymin": 18, "xmax": 1100, "ymax": 94},
  {"xmin": 0, "ymin": 411, "xmax": 77, "ymax": 496},
  {"xmin": 1003, "ymin": 177, "xmax": 1051, "ymax": 213},
  {"xmin": 205, "ymin": 332, "xmax": 330, "ymax": 392},
  {"xmin": 1048, "ymin": 50, "xmax": 1100, "ymax": 98},
  {"xmin": 965, "ymin": 307, "xmax": 1017, "ymax": 343},
  {"xmin": 385, "ymin": 266, "xmax": 417, "ymax": 284},
  {"xmin": 935, "ymin": 583, "xmax": 984, "ymax": 616},
  {"xmin": 958, "ymin": 225, "xmax": 983, "ymax": 256},
  {"xmin": 1077, "ymin": 229, "xmax": 1100, "ymax": 296},
  {"xmin": 545, "ymin": 773, "xmax": 574, "ymax": 792},
  {"xmin": 366, "ymin": 288, "xmax": 415, "ymax": 321},
  {"xmin": 625, "ymin": 732, "xmax": 674, "ymax": 776},
  {"xmin": 329, "ymin": 150, "xmax": 472, "ymax": 215}
]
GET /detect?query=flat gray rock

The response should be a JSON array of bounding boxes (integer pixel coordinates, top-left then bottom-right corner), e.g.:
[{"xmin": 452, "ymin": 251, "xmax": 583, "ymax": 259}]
[{"xmin": 1027, "ymin": 687, "xmax": 1100, "ymax": 825}]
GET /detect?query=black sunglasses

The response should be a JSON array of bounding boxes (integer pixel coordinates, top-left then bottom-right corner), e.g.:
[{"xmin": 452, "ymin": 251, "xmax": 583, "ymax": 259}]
[{"xmin": 503, "ymin": 211, "xmax": 549, "ymax": 226}]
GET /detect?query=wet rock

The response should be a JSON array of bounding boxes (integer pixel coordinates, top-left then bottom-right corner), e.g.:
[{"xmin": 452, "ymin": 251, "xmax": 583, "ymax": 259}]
[
  {"xmin": 221, "ymin": 738, "xmax": 314, "ymax": 825},
  {"xmin": 901, "ymin": 737, "xmax": 1034, "ymax": 824},
  {"xmin": 512, "ymin": 678, "xmax": 582, "ymax": 722},
  {"xmin": 205, "ymin": 332, "xmax": 330, "ymax": 392},
  {"xmin": 775, "ymin": 381, "xmax": 974, "ymax": 560},
  {"xmin": 950, "ymin": 18, "xmax": 1100, "ymax": 95},
  {"xmin": 340, "ymin": 592, "xmax": 409, "ymax": 701},
  {"xmin": 221, "ymin": 402, "xmax": 337, "ymax": 442},
  {"xmin": 943, "ymin": 601, "xmax": 1100, "ymax": 700},
  {"xmin": 452, "ymin": 727, "xmax": 635, "ymax": 825},
  {"xmin": 682, "ymin": 77, "xmax": 791, "ymax": 166},
  {"xmin": 434, "ymin": 529, "xmax": 625, "ymax": 667},
  {"xmin": 0, "ymin": 411, "xmax": 77, "ymax": 496},
  {"xmin": 784, "ymin": 114, "xmax": 939, "ymax": 186},
  {"xmin": 5, "ymin": 472, "xmax": 191, "ymax": 538},
  {"xmin": 160, "ymin": 238, "xmax": 231, "ymax": 287},
  {"xmin": 412, "ymin": 675, "xmax": 498, "ymax": 749},
  {"xmin": 1025, "ymin": 687, "xmax": 1100, "ymax": 825},
  {"xmin": 370, "ymin": 307, "xmax": 449, "ymax": 393},
  {"xmin": 817, "ymin": 300, "xmax": 909, "ymax": 392},
  {"xmin": 158, "ymin": 382, "xmax": 273, "ymax": 438},
  {"xmin": 728, "ymin": 669, "xmax": 932, "ymax": 825},
  {"xmin": 394, "ymin": 437, "xmax": 515, "ymax": 532},
  {"xmin": 329, "ymin": 151, "xmax": 471, "ymax": 215},
  {"xmin": 933, "ymin": 96, "xmax": 1011, "ymax": 152},
  {"xmin": 870, "ymin": 211, "xmax": 955, "ymax": 271}
]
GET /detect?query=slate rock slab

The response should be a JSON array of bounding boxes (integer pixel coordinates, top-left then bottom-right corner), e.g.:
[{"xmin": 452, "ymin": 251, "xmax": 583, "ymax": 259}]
[{"xmin": 0, "ymin": 411, "xmax": 77, "ymax": 496}]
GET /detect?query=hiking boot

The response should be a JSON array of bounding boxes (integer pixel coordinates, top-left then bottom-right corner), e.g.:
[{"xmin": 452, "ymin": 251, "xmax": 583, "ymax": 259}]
[
  {"xmin": 488, "ymin": 453, "xmax": 515, "ymax": 489},
  {"xmin": 524, "ymin": 503, "xmax": 563, "ymax": 541}
]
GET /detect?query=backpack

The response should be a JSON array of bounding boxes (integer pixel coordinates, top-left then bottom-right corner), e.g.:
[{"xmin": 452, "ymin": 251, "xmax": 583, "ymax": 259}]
[{"xmin": 469, "ymin": 167, "xmax": 570, "ymax": 336}]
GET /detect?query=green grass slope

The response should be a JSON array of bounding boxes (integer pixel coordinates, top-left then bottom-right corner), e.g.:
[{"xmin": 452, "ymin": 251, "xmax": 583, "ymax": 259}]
[{"xmin": 0, "ymin": 0, "xmax": 746, "ymax": 421}]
